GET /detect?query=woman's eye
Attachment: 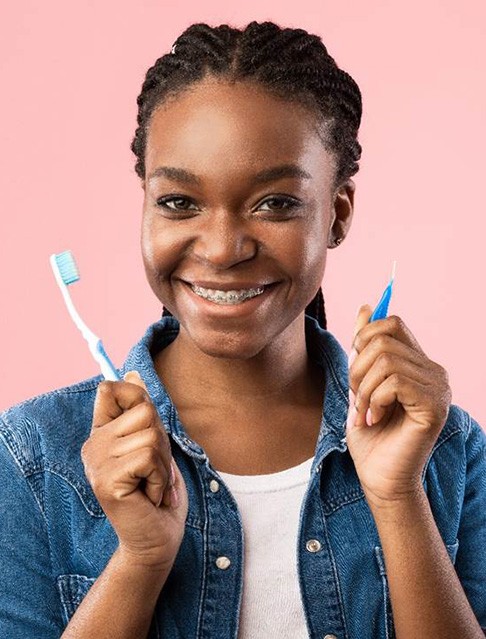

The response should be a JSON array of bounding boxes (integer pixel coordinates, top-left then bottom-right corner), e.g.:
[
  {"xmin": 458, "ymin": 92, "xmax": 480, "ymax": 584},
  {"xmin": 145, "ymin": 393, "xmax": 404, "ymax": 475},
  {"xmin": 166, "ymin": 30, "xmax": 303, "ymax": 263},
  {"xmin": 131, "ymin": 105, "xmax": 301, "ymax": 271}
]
[
  {"xmin": 154, "ymin": 195, "xmax": 301, "ymax": 217},
  {"xmin": 258, "ymin": 196, "xmax": 300, "ymax": 214},
  {"xmin": 155, "ymin": 196, "xmax": 197, "ymax": 212}
]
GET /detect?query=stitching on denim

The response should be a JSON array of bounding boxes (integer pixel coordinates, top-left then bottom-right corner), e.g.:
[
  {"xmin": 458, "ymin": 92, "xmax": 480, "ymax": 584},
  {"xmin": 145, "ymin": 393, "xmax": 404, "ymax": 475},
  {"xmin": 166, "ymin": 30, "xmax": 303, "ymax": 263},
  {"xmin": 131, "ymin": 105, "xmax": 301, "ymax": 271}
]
[
  {"xmin": 317, "ymin": 492, "xmax": 350, "ymax": 639},
  {"xmin": 322, "ymin": 489, "xmax": 366, "ymax": 516},
  {"xmin": 421, "ymin": 427, "xmax": 463, "ymax": 481},
  {"xmin": 44, "ymin": 464, "xmax": 106, "ymax": 518},
  {"xmin": 196, "ymin": 461, "xmax": 209, "ymax": 639},
  {"xmin": 56, "ymin": 574, "xmax": 97, "ymax": 613},
  {"xmin": 373, "ymin": 547, "xmax": 394, "ymax": 638},
  {"xmin": 0, "ymin": 378, "xmax": 101, "ymax": 416},
  {"xmin": 0, "ymin": 419, "xmax": 59, "ymax": 618},
  {"xmin": 321, "ymin": 344, "xmax": 349, "ymax": 404}
]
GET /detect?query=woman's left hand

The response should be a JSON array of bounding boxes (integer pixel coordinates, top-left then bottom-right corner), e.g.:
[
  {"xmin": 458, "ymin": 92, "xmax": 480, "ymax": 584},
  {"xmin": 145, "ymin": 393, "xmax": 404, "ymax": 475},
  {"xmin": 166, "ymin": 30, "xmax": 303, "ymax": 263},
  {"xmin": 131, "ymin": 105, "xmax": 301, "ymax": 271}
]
[{"xmin": 346, "ymin": 304, "xmax": 452, "ymax": 509}]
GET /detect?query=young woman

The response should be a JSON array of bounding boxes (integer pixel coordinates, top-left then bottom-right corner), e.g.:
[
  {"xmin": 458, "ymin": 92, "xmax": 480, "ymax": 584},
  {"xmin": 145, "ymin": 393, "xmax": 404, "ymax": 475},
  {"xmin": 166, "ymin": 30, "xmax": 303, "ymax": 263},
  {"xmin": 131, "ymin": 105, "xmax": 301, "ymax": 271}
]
[{"xmin": 1, "ymin": 20, "xmax": 484, "ymax": 639}]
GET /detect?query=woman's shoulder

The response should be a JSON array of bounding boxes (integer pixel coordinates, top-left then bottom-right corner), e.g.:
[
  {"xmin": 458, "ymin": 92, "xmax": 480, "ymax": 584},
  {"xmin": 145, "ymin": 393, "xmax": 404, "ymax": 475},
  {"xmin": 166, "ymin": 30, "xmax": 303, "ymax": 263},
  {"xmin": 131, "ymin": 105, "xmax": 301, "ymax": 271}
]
[{"xmin": 0, "ymin": 374, "xmax": 103, "ymax": 475}]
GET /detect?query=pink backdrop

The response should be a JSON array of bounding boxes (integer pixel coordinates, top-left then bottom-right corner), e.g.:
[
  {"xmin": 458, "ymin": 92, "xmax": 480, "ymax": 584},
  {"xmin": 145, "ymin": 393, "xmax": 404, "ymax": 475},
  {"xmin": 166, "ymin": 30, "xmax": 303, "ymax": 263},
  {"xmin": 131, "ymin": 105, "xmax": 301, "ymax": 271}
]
[{"xmin": 1, "ymin": 1, "xmax": 484, "ymax": 428}]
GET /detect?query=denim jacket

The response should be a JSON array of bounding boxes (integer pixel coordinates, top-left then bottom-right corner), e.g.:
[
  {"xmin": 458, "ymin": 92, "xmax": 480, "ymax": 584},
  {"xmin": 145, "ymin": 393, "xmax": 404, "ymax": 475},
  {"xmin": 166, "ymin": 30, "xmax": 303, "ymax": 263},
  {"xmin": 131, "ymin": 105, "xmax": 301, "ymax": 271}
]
[{"xmin": 1, "ymin": 315, "xmax": 485, "ymax": 639}]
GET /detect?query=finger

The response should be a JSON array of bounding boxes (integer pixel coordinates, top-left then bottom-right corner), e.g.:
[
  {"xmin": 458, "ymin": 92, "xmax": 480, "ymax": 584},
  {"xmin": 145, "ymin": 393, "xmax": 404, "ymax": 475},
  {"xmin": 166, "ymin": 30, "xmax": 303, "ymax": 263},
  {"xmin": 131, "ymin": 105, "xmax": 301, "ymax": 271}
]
[
  {"xmin": 352, "ymin": 355, "xmax": 433, "ymax": 427},
  {"xmin": 101, "ymin": 400, "xmax": 163, "ymax": 438},
  {"xmin": 111, "ymin": 425, "xmax": 172, "ymax": 471},
  {"xmin": 365, "ymin": 374, "xmax": 443, "ymax": 431},
  {"xmin": 125, "ymin": 446, "xmax": 169, "ymax": 507},
  {"xmin": 349, "ymin": 334, "xmax": 431, "ymax": 394},
  {"xmin": 111, "ymin": 425, "xmax": 166, "ymax": 456},
  {"xmin": 352, "ymin": 314, "xmax": 426, "ymax": 357},
  {"xmin": 92, "ymin": 377, "xmax": 151, "ymax": 429},
  {"xmin": 348, "ymin": 304, "xmax": 373, "ymax": 368}
]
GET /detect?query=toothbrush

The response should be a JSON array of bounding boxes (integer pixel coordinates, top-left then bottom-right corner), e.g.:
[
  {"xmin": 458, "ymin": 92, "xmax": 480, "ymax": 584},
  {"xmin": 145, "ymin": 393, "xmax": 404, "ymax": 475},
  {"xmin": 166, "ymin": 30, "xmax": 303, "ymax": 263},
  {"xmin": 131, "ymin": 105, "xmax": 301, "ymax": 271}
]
[
  {"xmin": 50, "ymin": 250, "xmax": 121, "ymax": 381},
  {"xmin": 369, "ymin": 260, "xmax": 396, "ymax": 322}
]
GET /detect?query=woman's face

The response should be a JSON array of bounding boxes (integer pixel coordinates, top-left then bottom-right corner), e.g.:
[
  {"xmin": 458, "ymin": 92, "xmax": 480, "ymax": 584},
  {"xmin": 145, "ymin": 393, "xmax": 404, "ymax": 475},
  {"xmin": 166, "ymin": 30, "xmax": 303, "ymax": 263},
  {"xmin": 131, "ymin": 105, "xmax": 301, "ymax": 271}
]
[{"xmin": 141, "ymin": 78, "xmax": 354, "ymax": 359}]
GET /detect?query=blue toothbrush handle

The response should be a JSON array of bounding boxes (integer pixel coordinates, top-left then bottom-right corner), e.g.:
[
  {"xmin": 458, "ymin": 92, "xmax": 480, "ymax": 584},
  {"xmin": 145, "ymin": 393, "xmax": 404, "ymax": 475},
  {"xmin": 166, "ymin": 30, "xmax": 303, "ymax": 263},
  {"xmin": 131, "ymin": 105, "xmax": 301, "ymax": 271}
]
[
  {"xmin": 95, "ymin": 339, "xmax": 121, "ymax": 381},
  {"xmin": 369, "ymin": 281, "xmax": 393, "ymax": 322}
]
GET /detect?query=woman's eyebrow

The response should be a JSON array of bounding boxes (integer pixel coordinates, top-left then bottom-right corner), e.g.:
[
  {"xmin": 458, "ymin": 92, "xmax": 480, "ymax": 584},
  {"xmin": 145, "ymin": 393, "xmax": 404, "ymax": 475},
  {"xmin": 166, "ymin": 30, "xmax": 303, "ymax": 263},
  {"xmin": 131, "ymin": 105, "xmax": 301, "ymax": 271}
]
[{"xmin": 147, "ymin": 164, "xmax": 313, "ymax": 185}]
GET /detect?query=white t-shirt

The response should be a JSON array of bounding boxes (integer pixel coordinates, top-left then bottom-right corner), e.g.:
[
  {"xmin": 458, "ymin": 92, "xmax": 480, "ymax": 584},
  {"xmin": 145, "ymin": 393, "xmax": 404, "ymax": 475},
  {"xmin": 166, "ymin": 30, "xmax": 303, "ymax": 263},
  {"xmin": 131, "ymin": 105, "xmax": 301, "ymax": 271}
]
[{"xmin": 218, "ymin": 456, "xmax": 314, "ymax": 638}]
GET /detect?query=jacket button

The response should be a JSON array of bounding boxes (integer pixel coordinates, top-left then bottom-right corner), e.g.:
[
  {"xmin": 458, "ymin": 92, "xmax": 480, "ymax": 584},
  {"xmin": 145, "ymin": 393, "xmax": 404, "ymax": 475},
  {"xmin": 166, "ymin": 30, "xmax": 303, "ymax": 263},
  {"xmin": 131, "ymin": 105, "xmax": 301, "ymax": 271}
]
[
  {"xmin": 306, "ymin": 539, "xmax": 322, "ymax": 553},
  {"xmin": 216, "ymin": 556, "xmax": 231, "ymax": 570},
  {"xmin": 209, "ymin": 479, "xmax": 220, "ymax": 493},
  {"xmin": 323, "ymin": 635, "xmax": 338, "ymax": 639}
]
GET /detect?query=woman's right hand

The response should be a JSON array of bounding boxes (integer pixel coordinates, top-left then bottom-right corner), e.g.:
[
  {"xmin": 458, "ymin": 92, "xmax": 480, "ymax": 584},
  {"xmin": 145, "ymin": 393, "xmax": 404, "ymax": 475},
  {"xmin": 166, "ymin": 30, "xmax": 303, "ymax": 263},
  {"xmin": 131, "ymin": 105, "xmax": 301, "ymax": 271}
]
[{"xmin": 81, "ymin": 370, "xmax": 188, "ymax": 572}]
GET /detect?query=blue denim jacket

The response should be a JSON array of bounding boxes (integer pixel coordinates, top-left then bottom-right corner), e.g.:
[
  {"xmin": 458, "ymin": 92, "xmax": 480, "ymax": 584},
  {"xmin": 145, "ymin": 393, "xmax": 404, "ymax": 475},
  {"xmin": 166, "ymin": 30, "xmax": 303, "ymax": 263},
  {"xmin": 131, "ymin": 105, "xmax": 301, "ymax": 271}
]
[{"xmin": 1, "ymin": 315, "xmax": 485, "ymax": 638}]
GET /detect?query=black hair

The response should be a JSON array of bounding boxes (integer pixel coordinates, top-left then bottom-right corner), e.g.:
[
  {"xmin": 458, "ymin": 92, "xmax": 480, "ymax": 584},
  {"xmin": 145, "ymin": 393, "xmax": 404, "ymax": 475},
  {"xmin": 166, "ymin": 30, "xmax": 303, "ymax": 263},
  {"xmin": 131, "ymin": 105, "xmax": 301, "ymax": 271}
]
[{"xmin": 131, "ymin": 21, "xmax": 362, "ymax": 330}]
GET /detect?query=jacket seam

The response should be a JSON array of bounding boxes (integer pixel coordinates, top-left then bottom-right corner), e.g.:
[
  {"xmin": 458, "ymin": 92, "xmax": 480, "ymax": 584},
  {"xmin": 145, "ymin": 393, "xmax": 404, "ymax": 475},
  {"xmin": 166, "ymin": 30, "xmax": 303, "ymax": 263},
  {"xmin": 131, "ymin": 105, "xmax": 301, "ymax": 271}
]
[
  {"xmin": 0, "ymin": 379, "xmax": 101, "ymax": 416},
  {"xmin": 317, "ymin": 494, "xmax": 350, "ymax": 639},
  {"xmin": 0, "ymin": 418, "xmax": 58, "ymax": 609}
]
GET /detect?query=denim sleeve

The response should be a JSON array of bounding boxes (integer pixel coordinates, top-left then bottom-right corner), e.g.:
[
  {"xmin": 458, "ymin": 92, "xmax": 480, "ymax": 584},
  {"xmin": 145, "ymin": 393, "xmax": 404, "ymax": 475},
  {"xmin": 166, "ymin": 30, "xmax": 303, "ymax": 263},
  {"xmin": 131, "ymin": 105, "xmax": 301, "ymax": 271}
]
[
  {"xmin": 454, "ymin": 415, "xmax": 486, "ymax": 631},
  {"xmin": 0, "ymin": 431, "xmax": 64, "ymax": 637}
]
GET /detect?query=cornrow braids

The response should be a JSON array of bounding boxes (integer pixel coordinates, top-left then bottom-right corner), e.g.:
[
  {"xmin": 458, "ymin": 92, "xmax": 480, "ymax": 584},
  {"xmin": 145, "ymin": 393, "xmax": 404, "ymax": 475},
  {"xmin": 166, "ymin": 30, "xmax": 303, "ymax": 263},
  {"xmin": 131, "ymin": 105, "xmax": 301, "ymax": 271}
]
[{"xmin": 133, "ymin": 21, "xmax": 363, "ymax": 331}]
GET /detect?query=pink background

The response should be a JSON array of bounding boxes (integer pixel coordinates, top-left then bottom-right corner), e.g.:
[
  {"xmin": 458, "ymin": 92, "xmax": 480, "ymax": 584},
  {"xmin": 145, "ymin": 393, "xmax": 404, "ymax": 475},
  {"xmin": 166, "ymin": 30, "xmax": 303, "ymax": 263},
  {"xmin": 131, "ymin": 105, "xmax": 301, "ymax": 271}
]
[{"xmin": 1, "ymin": 1, "xmax": 484, "ymax": 428}]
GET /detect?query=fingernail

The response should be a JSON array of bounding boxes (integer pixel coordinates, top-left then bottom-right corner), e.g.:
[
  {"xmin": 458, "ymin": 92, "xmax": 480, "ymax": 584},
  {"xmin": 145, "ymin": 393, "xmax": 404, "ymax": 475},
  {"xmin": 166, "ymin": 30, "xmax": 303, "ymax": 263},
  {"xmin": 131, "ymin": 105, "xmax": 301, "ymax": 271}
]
[
  {"xmin": 348, "ymin": 348, "xmax": 358, "ymax": 367},
  {"xmin": 170, "ymin": 486, "xmax": 179, "ymax": 509},
  {"xmin": 366, "ymin": 408, "xmax": 373, "ymax": 426},
  {"xmin": 346, "ymin": 406, "xmax": 357, "ymax": 431},
  {"xmin": 124, "ymin": 370, "xmax": 141, "ymax": 380},
  {"xmin": 170, "ymin": 461, "xmax": 176, "ymax": 487}
]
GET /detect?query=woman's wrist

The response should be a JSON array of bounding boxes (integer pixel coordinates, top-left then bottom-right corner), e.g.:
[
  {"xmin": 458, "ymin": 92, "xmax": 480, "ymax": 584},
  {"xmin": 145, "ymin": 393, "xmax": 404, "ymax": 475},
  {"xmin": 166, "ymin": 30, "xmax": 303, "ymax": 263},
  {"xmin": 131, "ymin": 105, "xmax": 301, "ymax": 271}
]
[{"xmin": 114, "ymin": 545, "xmax": 175, "ymax": 585}]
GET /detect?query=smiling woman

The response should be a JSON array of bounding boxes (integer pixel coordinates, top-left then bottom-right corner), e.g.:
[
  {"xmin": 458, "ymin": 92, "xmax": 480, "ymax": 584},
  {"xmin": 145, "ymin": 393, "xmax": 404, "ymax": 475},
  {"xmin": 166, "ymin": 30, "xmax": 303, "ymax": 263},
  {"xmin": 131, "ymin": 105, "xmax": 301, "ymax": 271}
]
[{"xmin": 0, "ymin": 19, "xmax": 485, "ymax": 639}]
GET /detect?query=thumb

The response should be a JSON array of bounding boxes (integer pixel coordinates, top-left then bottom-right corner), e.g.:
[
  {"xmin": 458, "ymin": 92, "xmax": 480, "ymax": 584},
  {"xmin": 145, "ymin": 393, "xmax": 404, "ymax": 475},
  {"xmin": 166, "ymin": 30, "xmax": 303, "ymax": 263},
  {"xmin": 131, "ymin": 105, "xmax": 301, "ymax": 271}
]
[{"xmin": 123, "ymin": 370, "xmax": 149, "ymax": 393}]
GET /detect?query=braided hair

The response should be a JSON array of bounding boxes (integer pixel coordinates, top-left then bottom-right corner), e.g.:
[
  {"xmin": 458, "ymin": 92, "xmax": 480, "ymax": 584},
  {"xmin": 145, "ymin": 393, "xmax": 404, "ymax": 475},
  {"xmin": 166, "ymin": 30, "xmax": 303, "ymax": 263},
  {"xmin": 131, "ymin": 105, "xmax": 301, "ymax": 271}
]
[{"xmin": 131, "ymin": 21, "xmax": 362, "ymax": 330}]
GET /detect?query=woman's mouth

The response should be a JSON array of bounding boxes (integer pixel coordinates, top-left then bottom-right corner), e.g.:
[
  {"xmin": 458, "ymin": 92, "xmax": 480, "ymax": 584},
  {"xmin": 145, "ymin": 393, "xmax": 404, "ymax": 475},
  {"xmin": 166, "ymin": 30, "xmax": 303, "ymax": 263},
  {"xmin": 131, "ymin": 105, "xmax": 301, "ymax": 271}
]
[
  {"xmin": 189, "ymin": 283, "xmax": 266, "ymax": 305},
  {"xmin": 179, "ymin": 280, "xmax": 279, "ymax": 315}
]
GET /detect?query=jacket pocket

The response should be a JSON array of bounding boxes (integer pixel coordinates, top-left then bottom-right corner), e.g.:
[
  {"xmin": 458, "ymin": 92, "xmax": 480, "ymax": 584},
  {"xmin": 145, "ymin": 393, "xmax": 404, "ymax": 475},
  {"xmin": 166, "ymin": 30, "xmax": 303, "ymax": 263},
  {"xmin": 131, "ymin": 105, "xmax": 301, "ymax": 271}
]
[
  {"xmin": 374, "ymin": 539, "xmax": 460, "ymax": 639},
  {"xmin": 56, "ymin": 573, "xmax": 97, "ymax": 625}
]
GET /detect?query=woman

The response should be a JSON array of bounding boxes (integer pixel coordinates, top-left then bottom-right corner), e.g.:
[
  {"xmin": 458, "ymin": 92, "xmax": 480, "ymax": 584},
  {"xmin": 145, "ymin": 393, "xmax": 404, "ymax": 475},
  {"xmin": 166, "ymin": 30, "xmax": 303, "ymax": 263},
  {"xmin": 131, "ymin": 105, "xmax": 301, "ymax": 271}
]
[{"xmin": 0, "ymin": 20, "xmax": 484, "ymax": 639}]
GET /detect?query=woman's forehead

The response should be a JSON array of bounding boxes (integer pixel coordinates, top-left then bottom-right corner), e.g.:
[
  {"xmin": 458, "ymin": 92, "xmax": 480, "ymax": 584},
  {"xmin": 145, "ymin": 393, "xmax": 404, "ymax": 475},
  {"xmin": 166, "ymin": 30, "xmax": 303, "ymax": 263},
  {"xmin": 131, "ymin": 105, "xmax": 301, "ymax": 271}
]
[{"xmin": 145, "ymin": 78, "xmax": 335, "ymax": 181}]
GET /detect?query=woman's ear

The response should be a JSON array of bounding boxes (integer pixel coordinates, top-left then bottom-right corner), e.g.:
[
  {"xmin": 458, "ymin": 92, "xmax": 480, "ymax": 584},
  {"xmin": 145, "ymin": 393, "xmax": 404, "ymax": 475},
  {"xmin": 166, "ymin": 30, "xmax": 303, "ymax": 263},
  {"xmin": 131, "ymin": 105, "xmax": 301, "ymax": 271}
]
[{"xmin": 327, "ymin": 179, "xmax": 355, "ymax": 248}]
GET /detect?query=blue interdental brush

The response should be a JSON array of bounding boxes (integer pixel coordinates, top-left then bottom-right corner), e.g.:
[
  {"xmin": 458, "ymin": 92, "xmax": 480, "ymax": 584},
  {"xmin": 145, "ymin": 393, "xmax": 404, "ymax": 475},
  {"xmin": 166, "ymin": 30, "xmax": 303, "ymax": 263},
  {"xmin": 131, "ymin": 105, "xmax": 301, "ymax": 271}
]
[
  {"xmin": 50, "ymin": 250, "xmax": 121, "ymax": 381},
  {"xmin": 369, "ymin": 260, "xmax": 396, "ymax": 322}
]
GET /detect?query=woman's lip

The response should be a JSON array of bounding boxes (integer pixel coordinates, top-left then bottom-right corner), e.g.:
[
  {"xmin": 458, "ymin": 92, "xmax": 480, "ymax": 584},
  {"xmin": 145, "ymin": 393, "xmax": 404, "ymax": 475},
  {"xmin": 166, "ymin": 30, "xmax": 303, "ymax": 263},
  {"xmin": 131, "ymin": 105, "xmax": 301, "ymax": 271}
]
[{"xmin": 180, "ymin": 279, "xmax": 277, "ymax": 291}]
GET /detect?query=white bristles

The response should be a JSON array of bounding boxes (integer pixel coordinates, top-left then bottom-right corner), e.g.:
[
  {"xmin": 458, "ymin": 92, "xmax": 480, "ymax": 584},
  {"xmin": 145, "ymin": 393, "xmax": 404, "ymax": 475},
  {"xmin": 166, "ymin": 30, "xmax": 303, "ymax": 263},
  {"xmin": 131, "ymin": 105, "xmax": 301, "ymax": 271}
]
[{"xmin": 391, "ymin": 260, "xmax": 397, "ymax": 281}]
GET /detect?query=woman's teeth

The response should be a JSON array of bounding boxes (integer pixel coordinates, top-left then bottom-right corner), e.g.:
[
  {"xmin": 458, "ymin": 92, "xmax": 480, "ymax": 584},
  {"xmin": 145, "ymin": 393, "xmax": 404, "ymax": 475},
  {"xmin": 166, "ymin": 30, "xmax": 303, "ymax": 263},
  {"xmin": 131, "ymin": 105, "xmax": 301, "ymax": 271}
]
[{"xmin": 190, "ymin": 284, "xmax": 266, "ymax": 304}]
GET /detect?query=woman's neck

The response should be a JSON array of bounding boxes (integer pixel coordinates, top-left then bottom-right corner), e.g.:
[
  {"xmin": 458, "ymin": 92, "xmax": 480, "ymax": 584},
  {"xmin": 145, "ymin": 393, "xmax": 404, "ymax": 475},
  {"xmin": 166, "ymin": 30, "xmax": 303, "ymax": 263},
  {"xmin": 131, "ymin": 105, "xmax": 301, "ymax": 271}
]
[{"xmin": 154, "ymin": 317, "xmax": 323, "ymax": 412}]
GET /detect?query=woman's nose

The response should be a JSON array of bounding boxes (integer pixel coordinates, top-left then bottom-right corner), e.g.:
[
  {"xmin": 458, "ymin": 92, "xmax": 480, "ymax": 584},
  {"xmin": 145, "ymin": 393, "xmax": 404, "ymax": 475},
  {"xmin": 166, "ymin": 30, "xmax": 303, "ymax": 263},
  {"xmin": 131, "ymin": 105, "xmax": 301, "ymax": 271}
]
[{"xmin": 193, "ymin": 212, "xmax": 258, "ymax": 268}]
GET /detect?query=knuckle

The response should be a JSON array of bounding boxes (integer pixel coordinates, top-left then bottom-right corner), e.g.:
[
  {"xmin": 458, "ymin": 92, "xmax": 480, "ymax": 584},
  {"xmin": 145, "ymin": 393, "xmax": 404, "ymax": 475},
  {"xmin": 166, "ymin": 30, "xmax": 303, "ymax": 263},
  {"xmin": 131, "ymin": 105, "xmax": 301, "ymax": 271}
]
[
  {"xmin": 89, "ymin": 475, "xmax": 103, "ymax": 495},
  {"xmin": 80, "ymin": 440, "xmax": 89, "ymax": 460},
  {"xmin": 374, "ymin": 334, "xmax": 390, "ymax": 350},
  {"xmin": 143, "ymin": 446, "xmax": 162, "ymax": 465},
  {"xmin": 389, "ymin": 372, "xmax": 401, "ymax": 387},
  {"xmin": 390, "ymin": 315, "xmax": 405, "ymax": 332},
  {"xmin": 97, "ymin": 380, "xmax": 115, "ymax": 395},
  {"xmin": 377, "ymin": 351, "xmax": 394, "ymax": 369},
  {"xmin": 145, "ymin": 428, "xmax": 160, "ymax": 447},
  {"xmin": 138, "ymin": 400, "xmax": 156, "ymax": 425}
]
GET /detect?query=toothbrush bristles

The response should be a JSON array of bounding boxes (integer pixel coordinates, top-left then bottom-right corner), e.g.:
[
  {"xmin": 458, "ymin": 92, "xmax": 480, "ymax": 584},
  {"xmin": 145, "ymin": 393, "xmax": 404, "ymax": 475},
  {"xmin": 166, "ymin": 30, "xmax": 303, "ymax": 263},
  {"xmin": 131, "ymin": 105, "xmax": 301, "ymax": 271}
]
[
  {"xmin": 391, "ymin": 259, "xmax": 397, "ymax": 282},
  {"xmin": 54, "ymin": 250, "xmax": 80, "ymax": 286}
]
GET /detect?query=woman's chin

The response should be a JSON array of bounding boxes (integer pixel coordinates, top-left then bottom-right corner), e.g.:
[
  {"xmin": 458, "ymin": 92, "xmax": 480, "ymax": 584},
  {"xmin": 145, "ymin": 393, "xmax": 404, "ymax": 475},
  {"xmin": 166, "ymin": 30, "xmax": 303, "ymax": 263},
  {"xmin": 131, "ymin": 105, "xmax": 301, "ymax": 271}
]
[{"xmin": 182, "ymin": 325, "xmax": 270, "ymax": 361}]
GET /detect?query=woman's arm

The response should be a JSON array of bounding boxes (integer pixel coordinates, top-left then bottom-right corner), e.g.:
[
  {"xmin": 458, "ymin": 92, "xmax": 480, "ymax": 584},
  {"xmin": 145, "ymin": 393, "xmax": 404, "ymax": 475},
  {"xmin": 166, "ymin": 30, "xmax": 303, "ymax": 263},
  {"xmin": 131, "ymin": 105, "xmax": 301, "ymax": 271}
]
[
  {"xmin": 61, "ymin": 547, "xmax": 170, "ymax": 639},
  {"xmin": 347, "ymin": 308, "xmax": 486, "ymax": 636},
  {"xmin": 370, "ymin": 488, "xmax": 484, "ymax": 638}
]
